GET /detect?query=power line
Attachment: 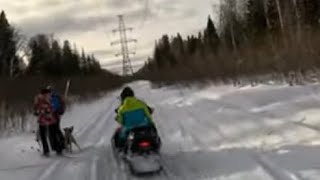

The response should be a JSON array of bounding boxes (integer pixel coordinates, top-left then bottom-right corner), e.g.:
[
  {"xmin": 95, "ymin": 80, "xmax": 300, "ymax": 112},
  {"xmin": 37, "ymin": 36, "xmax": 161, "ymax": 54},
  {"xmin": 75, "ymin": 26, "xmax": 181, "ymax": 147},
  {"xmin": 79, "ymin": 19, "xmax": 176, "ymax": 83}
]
[
  {"xmin": 95, "ymin": 0, "xmax": 113, "ymax": 41},
  {"xmin": 138, "ymin": 0, "xmax": 151, "ymax": 29},
  {"xmin": 131, "ymin": 0, "xmax": 152, "ymax": 66},
  {"xmin": 111, "ymin": 15, "xmax": 137, "ymax": 76},
  {"xmin": 95, "ymin": 0, "xmax": 150, "ymax": 72}
]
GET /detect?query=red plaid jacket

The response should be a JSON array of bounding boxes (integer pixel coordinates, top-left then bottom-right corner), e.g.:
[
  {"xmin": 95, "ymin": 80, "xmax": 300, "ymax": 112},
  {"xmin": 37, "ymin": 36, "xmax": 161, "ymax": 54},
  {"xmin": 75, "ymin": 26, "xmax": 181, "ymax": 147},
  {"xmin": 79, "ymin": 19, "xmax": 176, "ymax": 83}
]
[{"xmin": 33, "ymin": 94, "xmax": 57, "ymax": 126}]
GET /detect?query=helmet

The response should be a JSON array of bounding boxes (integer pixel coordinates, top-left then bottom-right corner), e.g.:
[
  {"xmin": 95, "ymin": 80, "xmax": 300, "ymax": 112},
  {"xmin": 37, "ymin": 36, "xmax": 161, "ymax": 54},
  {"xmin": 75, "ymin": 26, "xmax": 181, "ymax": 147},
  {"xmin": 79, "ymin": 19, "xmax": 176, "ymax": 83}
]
[{"xmin": 120, "ymin": 86, "xmax": 134, "ymax": 102}]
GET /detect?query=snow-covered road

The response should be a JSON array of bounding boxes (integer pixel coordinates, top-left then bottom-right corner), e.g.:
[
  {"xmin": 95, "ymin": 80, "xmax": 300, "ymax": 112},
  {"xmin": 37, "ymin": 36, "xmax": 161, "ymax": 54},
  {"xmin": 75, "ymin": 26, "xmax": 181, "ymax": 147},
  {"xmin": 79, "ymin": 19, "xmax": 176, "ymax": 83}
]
[{"xmin": 2, "ymin": 81, "xmax": 320, "ymax": 180}]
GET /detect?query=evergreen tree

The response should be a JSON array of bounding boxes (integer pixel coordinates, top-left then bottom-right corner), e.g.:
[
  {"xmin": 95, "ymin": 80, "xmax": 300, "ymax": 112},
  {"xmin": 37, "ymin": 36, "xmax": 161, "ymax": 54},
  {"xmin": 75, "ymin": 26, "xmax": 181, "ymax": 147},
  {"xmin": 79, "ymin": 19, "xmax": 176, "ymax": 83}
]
[
  {"xmin": 48, "ymin": 40, "xmax": 62, "ymax": 76},
  {"xmin": 187, "ymin": 35, "xmax": 198, "ymax": 55},
  {"xmin": 197, "ymin": 32, "xmax": 205, "ymax": 56},
  {"xmin": 89, "ymin": 54, "xmax": 101, "ymax": 74},
  {"xmin": 72, "ymin": 46, "xmax": 81, "ymax": 74},
  {"xmin": 162, "ymin": 35, "xmax": 176, "ymax": 66},
  {"xmin": 176, "ymin": 33, "xmax": 185, "ymax": 55},
  {"xmin": 27, "ymin": 34, "xmax": 51, "ymax": 75},
  {"xmin": 80, "ymin": 48, "xmax": 88, "ymax": 74},
  {"xmin": 0, "ymin": 11, "xmax": 17, "ymax": 76},
  {"xmin": 171, "ymin": 33, "xmax": 185, "ymax": 62},
  {"xmin": 245, "ymin": 0, "xmax": 268, "ymax": 39},
  {"xmin": 153, "ymin": 35, "xmax": 177, "ymax": 68},
  {"xmin": 86, "ymin": 55, "xmax": 92, "ymax": 73},
  {"xmin": 299, "ymin": 0, "xmax": 320, "ymax": 27},
  {"xmin": 62, "ymin": 40, "xmax": 80, "ymax": 75},
  {"xmin": 266, "ymin": 0, "xmax": 282, "ymax": 32},
  {"xmin": 154, "ymin": 43, "xmax": 163, "ymax": 68},
  {"xmin": 204, "ymin": 16, "xmax": 220, "ymax": 53}
]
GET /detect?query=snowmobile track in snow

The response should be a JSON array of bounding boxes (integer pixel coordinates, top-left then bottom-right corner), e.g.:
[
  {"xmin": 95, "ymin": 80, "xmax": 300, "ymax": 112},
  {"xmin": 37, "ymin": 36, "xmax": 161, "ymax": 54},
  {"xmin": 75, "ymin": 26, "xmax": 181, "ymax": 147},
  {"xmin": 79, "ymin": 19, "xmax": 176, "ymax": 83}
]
[
  {"xmin": 4, "ymin": 82, "xmax": 320, "ymax": 180},
  {"xmin": 253, "ymin": 152, "xmax": 307, "ymax": 180}
]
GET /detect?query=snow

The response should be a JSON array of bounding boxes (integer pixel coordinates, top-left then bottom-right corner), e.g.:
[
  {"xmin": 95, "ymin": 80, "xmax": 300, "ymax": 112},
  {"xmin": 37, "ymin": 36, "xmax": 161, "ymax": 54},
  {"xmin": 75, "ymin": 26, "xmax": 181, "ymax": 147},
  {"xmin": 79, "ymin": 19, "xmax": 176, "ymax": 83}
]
[
  {"xmin": 128, "ymin": 155, "xmax": 162, "ymax": 173},
  {"xmin": 2, "ymin": 81, "xmax": 320, "ymax": 179}
]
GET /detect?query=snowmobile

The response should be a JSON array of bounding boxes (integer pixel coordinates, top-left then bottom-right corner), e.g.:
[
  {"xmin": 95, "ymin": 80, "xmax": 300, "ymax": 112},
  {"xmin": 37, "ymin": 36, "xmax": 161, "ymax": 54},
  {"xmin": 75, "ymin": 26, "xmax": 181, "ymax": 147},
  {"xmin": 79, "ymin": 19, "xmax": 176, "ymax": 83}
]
[{"xmin": 111, "ymin": 125, "xmax": 162, "ymax": 175}]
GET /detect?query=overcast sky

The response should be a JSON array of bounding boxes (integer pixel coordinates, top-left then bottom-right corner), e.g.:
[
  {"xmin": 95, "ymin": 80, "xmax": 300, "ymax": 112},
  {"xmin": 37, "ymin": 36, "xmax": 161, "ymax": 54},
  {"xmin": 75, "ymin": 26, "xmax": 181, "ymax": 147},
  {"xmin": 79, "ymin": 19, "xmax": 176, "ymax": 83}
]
[{"xmin": 0, "ymin": 0, "xmax": 218, "ymax": 73}]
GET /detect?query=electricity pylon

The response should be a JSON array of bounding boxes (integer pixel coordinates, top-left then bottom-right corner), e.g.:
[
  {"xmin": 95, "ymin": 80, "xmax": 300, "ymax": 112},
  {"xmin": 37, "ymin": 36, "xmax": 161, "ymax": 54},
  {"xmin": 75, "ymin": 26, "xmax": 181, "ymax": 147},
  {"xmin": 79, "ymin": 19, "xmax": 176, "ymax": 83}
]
[{"xmin": 111, "ymin": 15, "xmax": 137, "ymax": 76}]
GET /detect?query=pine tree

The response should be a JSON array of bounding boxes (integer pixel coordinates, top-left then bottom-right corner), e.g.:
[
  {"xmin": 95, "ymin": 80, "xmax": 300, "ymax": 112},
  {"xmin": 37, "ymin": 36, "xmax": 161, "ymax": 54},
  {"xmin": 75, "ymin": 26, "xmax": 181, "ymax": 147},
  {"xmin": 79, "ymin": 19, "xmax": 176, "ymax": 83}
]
[
  {"xmin": 299, "ymin": 0, "xmax": 320, "ymax": 27},
  {"xmin": 171, "ymin": 33, "xmax": 185, "ymax": 55},
  {"xmin": 154, "ymin": 42, "xmax": 164, "ymax": 68},
  {"xmin": 0, "ymin": 11, "xmax": 17, "ymax": 76},
  {"xmin": 245, "ymin": 0, "xmax": 268, "ymax": 39},
  {"xmin": 49, "ymin": 40, "xmax": 62, "ymax": 76},
  {"xmin": 161, "ymin": 35, "xmax": 171, "ymax": 53},
  {"xmin": 176, "ymin": 33, "xmax": 185, "ymax": 55},
  {"xmin": 80, "ymin": 48, "xmax": 87, "ymax": 74},
  {"xmin": 153, "ymin": 35, "xmax": 177, "ymax": 68},
  {"xmin": 72, "ymin": 46, "xmax": 81, "ymax": 74},
  {"xmin": 160, "ymin": 35, "xmax": 177, "ymax": 66},
  {"xmin": 89, "ymin": 54, "xmax": 101, "ymax": 74},
  {"xmin": 266, "ymin": 0, "xmax": 282, "ymax": 32},
  {"xmin": 86, "ymin": 55, "xmax": 92, "ymax": 73},
  {"xmin": 171, "ymin": 33, "xmax": 185, "ymax": 62},
  {"xmin": 61, "ymin": 40, "xmax": 80, "ymax": 75},
  {"xmin": 204, "ymin": 16, "xmax": 220, "ymax": 53},
  {"xmin": 187, "ymin": 35, "xmax": 198, "ymax": 55},
  {"xmin": 197, "ymin": 32, "xmax": 205, "ymax": 56},
  {"xmin": 27, "ymin": 34, "xmax": 51, "ymax": 75}
]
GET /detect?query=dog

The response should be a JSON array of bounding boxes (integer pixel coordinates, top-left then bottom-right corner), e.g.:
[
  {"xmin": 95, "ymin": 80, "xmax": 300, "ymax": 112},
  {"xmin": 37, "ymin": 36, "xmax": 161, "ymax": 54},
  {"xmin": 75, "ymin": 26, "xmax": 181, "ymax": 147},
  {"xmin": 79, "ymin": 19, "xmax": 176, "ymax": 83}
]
[{"xmin": 63, "ymin": 126, "xmax": 81, "ymax": 153}]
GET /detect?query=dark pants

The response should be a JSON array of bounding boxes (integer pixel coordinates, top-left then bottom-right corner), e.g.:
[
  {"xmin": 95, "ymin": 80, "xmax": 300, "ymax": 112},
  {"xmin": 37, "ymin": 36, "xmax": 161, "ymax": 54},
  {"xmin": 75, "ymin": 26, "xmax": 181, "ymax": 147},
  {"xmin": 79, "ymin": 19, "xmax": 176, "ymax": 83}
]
[
  {"xmin": 113, "ymin": 127, "xmax": 125, "ymax": 149},
  {"xmin": 39, "ymin": 124, "xmax": 62, "ymax": 154},
  {"xmin": 52, "ymin": 114, "xmax": 65, "ymax": 150}
]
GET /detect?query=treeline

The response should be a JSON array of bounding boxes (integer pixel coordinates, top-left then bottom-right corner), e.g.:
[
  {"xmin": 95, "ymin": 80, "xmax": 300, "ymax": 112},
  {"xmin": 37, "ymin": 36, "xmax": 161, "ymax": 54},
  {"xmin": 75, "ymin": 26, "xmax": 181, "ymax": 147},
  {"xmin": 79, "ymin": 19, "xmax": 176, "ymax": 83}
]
[
  {"xmin": 0, "ymin": 10, "xmax": 125, "ymax": 133},
  {"xmin": 0, "ymin": 10, "xmax": 106, "ymax": 78},
  {"xmin": 27, "ymin": 35, "xmax": 102, "ymax": 76},
  {"xmin": 137, "ymin": 0, "xmax": 320, "ymax": 84}
]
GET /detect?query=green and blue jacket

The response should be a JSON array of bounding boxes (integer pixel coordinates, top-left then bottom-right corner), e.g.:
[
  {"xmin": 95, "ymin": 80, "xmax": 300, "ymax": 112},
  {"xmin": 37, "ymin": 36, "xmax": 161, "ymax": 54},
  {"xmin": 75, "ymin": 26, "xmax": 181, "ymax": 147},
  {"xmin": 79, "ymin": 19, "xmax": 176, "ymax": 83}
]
[{"xmin": 116, "ymin": 97, "xmax": 153, "ymax": 132}]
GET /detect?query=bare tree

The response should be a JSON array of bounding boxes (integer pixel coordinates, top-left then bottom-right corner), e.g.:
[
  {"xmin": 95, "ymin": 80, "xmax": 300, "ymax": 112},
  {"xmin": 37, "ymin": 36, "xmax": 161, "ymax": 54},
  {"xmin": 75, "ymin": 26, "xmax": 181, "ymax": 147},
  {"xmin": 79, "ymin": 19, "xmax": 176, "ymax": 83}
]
[
  {"xmin": 292, "ymin": 0, "xmax": 302, "ymax": 42},
  {"xmin": 275, "ymin": 0, "xmax": 285, "ymax": 31}
]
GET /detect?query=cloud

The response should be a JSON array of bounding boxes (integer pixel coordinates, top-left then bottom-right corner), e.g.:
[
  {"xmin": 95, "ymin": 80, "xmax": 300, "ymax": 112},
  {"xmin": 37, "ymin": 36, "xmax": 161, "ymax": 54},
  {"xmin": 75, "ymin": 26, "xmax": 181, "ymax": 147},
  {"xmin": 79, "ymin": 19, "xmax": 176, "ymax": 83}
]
[
  {"xmin": 20, "ymin": 13, "xmax": 135, "ymax": 37},
  {"xmin": 106, "ymin": 0, "xmax": 144, "ymax": 9},
  {"xmin": 2, "ymin": 0, "xmax": 215, "ymax": 72},
  {"xmin": 36, "ymin": 0, "xmax": 65, "ymax": 7},
  {"xmin": 92, "ymin": 49, "xmax": 115, "ymax": 57},
  {"xmin": 101, "ymin": 55, "xmax": 146, "ymax": 74},
  {"xmin": 19, "ymin": 13, "xmax": 112, "ymax": 36},
  {"xmin": 9, "ymin": 0, "xmax": 200, "ymax": 38}
]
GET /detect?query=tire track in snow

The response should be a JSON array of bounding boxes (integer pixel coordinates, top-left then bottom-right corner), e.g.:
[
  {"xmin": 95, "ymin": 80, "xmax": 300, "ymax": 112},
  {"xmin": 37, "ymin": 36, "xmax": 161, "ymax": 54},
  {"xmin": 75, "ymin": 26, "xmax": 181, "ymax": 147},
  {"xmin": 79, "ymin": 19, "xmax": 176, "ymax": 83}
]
[
  {"xmin": 76, "ymin": 96, "xmax": 118, "ymax": 140},
  {"xmin": 0, "ymin": 162, "xmax": 51, "ymax": 172},
  {"xmin": 72, "ymin": 94, "xmax": 117, "ymax": 137},
  {"xmin": 34, "ymin": 94, "xmax": 119, "ymax": 180},
  {"xmin": 90, "ymin": 156, "xmax": 98, "ymax": 180},
  {"xmin": 107, "ymin": 147, "xmax": 130, "ymax": 180},
  {"xmin": 37, "ymin": 160, "xmax": 62, "ymax": 180},
  {"xmin": 252, "ymin": 153, "xmax": 302, "ymax": 180},
  {"xmin": 74, "ymin": 96, "xmax": 119, "ymax": 153},
  {"xmin": 158, "ymin": 155, "xmax": 179, "ymax": 180}
]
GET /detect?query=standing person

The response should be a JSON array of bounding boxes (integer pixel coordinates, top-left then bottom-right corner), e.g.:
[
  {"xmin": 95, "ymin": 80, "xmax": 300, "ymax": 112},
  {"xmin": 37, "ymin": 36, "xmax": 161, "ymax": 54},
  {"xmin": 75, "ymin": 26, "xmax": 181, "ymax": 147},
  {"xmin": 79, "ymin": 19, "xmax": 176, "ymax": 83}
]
[
  {"xmin": 33, "ymin": 87, "xmax": 62, "ymax": 156},
  {"xmin": 47, "ymin": 85, "xmax": 66, "ymax": 151}
]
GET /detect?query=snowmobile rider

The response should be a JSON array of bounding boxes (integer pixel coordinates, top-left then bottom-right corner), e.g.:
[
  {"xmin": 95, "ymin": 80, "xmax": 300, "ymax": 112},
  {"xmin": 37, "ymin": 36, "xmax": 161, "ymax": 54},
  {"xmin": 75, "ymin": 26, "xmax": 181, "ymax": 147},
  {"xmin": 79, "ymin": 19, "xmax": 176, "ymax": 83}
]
[
  {"xmin": 33, "ymin": 86, "xmax": 63, "ymax": 156},
  {"xmin": 114, "ymin": 86, "xmax": 154, "ymax": 149}
]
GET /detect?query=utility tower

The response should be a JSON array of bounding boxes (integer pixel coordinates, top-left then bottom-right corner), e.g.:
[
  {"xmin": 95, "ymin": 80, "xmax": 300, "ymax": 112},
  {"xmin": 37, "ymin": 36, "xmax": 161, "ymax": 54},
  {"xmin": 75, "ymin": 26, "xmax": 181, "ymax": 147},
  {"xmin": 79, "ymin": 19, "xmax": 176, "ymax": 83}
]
[{"xmin": 111, "ymin": 15, "xmax": 137, "ymax": 76}]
